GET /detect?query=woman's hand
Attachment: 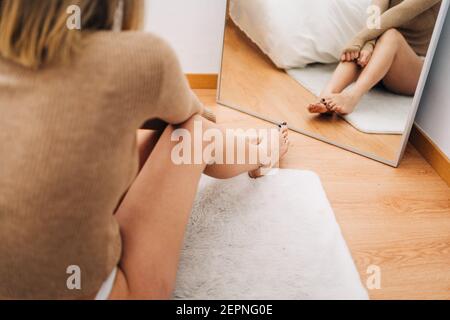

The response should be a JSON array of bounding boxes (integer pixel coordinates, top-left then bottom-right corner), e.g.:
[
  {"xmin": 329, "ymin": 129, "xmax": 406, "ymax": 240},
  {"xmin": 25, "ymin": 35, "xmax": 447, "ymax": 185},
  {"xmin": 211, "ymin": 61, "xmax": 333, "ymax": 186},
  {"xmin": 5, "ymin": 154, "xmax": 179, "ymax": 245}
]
[
  {"xmin": 341, "ymin": 37, "xmax": 365, "ymax": 62},
  {"xmin": 357, "ymin": 41, "xmax": 376, "ymax": 68},
  {"xmin": 357, "ymin": 50, "xmax": 372, "ymax": 67}
]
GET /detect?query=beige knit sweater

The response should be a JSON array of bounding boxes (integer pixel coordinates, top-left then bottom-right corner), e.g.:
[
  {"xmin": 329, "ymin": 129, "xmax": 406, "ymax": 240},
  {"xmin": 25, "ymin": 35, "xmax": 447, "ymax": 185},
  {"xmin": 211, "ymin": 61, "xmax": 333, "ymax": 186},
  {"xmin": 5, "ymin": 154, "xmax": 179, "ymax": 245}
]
[
  {"xmin": 0, "ymin": 31, "xmax": 205, "ymax": 299},
  {"xmin": 354, "ymin": 0, "xmax": 442, "ymax": 56}
]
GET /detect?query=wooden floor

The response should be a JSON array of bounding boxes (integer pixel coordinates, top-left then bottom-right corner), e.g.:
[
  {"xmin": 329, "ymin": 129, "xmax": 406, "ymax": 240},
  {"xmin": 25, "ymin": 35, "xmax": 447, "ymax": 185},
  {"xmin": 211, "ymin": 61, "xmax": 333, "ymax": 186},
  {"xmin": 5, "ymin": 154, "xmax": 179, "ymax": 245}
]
[
  {"xmin": 219, "ymin": 22, "xmax": 404, "ymax": 163},
  {"xmin": 195, "ymin": 89, "xmax": 450, "ymax": 300}
]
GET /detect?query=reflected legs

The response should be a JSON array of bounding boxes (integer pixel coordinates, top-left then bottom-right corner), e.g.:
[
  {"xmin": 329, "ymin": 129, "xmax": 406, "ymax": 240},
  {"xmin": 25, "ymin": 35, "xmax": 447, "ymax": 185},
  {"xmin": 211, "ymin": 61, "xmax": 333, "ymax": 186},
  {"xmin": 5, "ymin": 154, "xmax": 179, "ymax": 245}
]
[
  {"xmin": 308, "ymin": 62, "xmax": 361, "ymax": 114},
  {"xmin": 309, "ymin": 29, "xmax": 424, "ymax": 115}
]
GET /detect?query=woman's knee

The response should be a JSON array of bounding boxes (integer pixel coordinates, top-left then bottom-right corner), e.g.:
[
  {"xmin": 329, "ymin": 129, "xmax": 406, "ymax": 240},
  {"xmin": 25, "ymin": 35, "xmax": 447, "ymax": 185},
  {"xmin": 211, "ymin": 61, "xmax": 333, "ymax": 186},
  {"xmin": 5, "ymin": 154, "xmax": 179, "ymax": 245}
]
[
  {"xmin": 175, "ymin": 114, "xmax": 217, "ymax": 135},
  {"xmin": 379, "ymin": 28, "xmax": 403, "ymax": 48}
]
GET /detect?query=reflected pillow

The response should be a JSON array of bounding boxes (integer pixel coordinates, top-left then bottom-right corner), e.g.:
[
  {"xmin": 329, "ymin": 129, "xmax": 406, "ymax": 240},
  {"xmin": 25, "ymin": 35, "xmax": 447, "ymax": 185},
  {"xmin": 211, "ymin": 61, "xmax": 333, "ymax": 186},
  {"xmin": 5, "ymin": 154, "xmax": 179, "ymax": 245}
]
[{"xmin": 229, "ymin": 0, "xmax": 371, "ymax": 69}]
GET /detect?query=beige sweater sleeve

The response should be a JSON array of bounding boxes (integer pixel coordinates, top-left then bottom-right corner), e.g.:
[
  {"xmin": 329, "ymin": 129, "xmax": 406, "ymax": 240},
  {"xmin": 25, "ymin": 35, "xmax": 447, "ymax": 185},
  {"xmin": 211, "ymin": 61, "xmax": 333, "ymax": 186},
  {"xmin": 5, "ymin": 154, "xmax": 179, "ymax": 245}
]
[
  {"xmin": 343, "ymin": 0, "xmax": 389, "ymax": 54},
  {"xmin": 361, "ymin": 40, "xmax": 377, "ymax": 54},
  {"xmin": 343, "ymin": 0, "xmax": 441, "ymax": 54},
  {"xmin": 145, "ymin": 38, "xmax": 205, "ymax": 128},
  {"xmin": 128, "ymin": 35, "xmax": 211, "ymax": 130}
]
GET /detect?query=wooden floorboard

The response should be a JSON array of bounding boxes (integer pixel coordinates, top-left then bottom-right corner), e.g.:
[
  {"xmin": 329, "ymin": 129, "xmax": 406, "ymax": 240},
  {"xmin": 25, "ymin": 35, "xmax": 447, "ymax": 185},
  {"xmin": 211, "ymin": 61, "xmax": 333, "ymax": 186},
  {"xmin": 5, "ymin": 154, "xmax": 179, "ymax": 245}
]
[{"xmin": 195, "ymin": 89, "xmax": 450, "ymax": 300}]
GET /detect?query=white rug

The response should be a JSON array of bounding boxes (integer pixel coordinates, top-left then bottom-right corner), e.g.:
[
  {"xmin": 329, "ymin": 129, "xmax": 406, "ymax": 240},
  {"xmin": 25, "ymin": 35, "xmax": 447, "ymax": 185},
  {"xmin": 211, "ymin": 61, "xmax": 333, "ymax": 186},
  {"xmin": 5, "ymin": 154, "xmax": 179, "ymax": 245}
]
[
  {"xmin": 174, "ymin": 170, "xmax": 369, "ymax": 300},
  {"xmin": 287, "ymin": 64, "xmax": 414, "ymax": 134}
]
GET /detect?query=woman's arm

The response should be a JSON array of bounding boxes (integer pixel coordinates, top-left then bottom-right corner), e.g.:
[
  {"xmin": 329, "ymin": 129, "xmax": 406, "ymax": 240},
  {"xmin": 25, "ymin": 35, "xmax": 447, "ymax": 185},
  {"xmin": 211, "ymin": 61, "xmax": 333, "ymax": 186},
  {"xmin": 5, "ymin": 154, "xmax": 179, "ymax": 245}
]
[
  {"xmin": 359, "ymin": 0, "xmax": 387, "ymax": 61},
  {"xmin": 343, "ymin": 0, "xmax": 441, "ymax": 55},
  {"xmin": 135, "ymin": 35, "xmax": 216, "ymax": 130},
  {"xmin": 362, "ymin": 0, "xmax": 391, "ymax": 48},
  {"xmin": 342, "ymin": 0, "xmax": 390, "ymax": 61}
]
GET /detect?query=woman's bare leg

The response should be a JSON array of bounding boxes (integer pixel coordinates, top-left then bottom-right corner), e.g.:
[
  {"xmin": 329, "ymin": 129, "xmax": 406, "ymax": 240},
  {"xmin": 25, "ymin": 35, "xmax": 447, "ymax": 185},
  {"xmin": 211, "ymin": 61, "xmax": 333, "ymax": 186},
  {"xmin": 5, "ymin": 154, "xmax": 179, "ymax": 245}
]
[
  {"xmin": 308, "ymin": 62, "xmax": 361, "ymax": 114},
  {"xmin": 108, "ymin": 116, "xmax": 288, "ymax": 299},
  {"xmin": 204, "ymin": 125, "xmax": 289, "ymax": 179},
  {"xmin": 112, "ymin": 118, "xmax": 208, "ymax": 300},
  {"xmin": 137, "ymin": 129, "xmax": 163, "ymax": 169},
  {"xmin": 324, "ymin": 28, "xmax": 424, "ymax": 115}
]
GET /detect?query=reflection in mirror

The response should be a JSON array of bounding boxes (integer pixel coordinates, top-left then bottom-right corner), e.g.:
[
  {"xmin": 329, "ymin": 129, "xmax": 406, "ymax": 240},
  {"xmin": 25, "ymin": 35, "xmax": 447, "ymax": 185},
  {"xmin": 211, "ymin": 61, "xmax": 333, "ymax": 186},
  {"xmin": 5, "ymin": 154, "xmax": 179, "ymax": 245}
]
[{"xmin": 218, "ymin": 0, "xmax": 449, "ymax": 166}]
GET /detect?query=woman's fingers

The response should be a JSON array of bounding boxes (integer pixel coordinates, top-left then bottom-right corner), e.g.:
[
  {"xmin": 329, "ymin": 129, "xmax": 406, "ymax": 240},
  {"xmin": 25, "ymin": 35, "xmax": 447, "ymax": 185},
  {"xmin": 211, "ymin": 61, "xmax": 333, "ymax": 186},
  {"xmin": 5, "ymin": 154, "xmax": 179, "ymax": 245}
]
[
  {"xmin": 357, "ymin": 56, "xmax": 365, "ymax": 67},
  {"xmin": 342, "ymin": 50, "xmax": 360, "ymax": 62},
  {"xmin": 358, "ymin": 51, "xmax": 371, "ymax": 67}
]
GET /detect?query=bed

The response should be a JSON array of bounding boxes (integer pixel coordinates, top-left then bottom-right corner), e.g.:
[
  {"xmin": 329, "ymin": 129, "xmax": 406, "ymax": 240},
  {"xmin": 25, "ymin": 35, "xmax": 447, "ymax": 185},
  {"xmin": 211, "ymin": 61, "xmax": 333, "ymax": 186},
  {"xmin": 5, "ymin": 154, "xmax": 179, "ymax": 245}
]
[{"xmin": 229, "ymin": 0, "xmax": 371, "ymax": 69}]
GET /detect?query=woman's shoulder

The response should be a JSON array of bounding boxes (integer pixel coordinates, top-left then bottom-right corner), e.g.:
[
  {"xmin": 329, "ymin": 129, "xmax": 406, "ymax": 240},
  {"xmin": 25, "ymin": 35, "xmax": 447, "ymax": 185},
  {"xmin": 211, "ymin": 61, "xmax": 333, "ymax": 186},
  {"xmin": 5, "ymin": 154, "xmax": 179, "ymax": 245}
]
[
  {"xmin": 78, "ymin": 31, "xmax": 184, "ymax": 118},
  {"xmin": 84, "ymin": 31, "xmax": 175, "ymax": 61},
  {"xmin": 81, "ymin": 31, "xmax": 179, "ymax": 82}
]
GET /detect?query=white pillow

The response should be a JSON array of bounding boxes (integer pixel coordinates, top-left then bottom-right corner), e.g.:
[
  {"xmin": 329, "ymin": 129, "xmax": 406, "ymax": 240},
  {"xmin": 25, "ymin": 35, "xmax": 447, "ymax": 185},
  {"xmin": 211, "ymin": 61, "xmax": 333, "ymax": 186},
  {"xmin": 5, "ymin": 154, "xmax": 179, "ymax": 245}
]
[{"xmin": 230, "ymin": 0, "xmax": 371, "ymax": 69}]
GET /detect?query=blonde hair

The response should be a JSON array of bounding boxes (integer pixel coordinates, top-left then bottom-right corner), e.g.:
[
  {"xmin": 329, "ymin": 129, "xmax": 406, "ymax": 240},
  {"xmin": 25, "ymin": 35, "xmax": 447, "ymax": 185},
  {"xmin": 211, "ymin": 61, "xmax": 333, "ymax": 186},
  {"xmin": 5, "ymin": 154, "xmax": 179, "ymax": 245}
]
[{"xmin": 0, "ymin": 0, "xmax": 144, "ymax": 68}]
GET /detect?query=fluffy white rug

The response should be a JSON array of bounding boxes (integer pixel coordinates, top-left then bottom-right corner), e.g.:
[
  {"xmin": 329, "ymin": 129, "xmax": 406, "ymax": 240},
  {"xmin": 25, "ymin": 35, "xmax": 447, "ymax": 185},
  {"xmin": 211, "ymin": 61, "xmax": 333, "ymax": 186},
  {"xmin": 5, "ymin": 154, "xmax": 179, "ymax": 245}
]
[
  {"xmin": 174, "ymin": 170, "xmax": 368, "ymax": 300},
  {"xmin": 288, "ymin": 64, "xmax": 414, "ymax": 134}
]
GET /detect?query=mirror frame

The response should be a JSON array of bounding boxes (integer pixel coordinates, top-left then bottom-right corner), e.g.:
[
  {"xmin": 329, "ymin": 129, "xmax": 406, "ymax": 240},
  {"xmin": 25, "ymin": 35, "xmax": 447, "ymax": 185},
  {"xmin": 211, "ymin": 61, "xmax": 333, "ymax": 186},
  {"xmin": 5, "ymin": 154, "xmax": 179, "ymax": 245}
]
[{"xmin": 216, "ymin": 0, "xmax": 449, "ymax": 167}]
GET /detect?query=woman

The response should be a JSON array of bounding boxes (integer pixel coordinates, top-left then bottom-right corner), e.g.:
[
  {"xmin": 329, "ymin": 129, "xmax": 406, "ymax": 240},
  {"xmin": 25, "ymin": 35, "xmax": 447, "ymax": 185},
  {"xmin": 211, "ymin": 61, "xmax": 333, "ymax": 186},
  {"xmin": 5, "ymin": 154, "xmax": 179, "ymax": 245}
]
[
  {"xmin": 308, "ymin": 0, "xmax": 442, "ymax": 115},
  {"xmin": 0, "ymin": 0, "xmax": 289, "ymax": 299}
]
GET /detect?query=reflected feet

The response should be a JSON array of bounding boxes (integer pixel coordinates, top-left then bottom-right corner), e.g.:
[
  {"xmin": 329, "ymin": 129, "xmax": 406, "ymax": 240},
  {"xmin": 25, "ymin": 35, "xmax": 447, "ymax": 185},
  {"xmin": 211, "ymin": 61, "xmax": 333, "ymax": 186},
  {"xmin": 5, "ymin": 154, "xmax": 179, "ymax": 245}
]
[
  {"xmin": 249, "ymin": 124, "xmax": 289, "ymax": 179},
  {"xmin": 323, "ymin": 91, "xmax": 361, "ymax": 115},
  {"xmin": 308, "ymin": 91, "xmax": 361, "ymax": 116},
  {"xmin": 308, "ymin": 93, "xmax": 335, "ymax": 115},
  {"xmin": 307, "ymin": 100, "xmax": 330, "ymax": 114}
]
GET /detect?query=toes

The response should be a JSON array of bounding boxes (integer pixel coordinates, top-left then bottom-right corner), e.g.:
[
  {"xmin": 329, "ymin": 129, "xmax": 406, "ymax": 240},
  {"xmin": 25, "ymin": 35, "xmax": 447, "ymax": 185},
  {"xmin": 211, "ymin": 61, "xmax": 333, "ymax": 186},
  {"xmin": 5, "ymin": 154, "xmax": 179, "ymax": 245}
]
[
  {"xmin": 278, "ymin": 126, "xmax": 289, "ymax": 142},
  {"xmin": 330, "ymin": 105, "xmax": 339, "ymax": 112},
  {"xmin": 309, "ymin": 103, "xmax": 324, "ymax": 113},
  {"xmin": 324, "ymin": 99, "xmax": 335, "ymax": 109},
  {"xmin": 324, "ymin": 99, "xmax": 334, "ymax": 107},
  {"xmin": 279, "ymin": 124, "xmax": 288, "ymax": 133},
  {"xmin": 309, "ymin": 106, "xmax": 319, "ymax": 113},
  {"xmin": 313, "ymin": 100, "xmax": 329, "ymax": 112}
]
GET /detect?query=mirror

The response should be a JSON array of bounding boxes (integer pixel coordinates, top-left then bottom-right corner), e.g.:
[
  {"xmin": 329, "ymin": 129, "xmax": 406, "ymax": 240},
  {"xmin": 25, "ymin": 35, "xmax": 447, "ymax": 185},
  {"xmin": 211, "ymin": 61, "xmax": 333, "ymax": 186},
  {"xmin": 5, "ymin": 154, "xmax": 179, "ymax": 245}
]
[{"xmin": 218, "ymin": 0, "xmax": 449, "ymax": 166}]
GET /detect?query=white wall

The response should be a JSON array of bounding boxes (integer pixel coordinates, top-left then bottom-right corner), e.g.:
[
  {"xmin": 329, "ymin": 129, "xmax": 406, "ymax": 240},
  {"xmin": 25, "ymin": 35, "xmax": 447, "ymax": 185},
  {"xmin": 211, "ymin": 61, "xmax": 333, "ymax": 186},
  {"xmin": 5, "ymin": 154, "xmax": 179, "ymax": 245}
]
[
  {"xmin": 416, "ymin": 9, "xmax": 450, "ymax": 158},
  {"xmin": 144, "ymin": 0, "xmax": 227, "ymax": 74}
]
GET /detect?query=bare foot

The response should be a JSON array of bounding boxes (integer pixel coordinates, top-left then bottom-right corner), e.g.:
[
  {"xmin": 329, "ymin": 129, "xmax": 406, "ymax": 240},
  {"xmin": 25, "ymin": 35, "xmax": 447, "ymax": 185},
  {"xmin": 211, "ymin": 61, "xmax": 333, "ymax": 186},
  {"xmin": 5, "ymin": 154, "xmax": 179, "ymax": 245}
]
[
  {"xmin": 308, "ymin": 93, "xmax": 335, "ymax": 114},
  {"xmin": 307, "ymin": 101, "xmax": 330, "ymax": 114},
  {"xmin": 323, "ymin": 92, "xmax": 361, "ymax": 115},
  {"xmin": 249, "ymin": 123, "xmax": 289, "ymax": 179}
]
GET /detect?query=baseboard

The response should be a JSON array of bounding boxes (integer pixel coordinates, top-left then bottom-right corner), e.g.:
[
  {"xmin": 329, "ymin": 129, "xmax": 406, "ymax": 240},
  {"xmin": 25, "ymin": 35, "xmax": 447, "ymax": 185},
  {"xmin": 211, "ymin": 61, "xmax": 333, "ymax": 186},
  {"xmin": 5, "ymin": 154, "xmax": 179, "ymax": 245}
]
[
  {"xmin": 186, "ymin": 74, "xmax": 218, "ymax": 89},
  {"xmin": 410, "ymin": 124, "xmax": 450, "ymax": 186}
]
